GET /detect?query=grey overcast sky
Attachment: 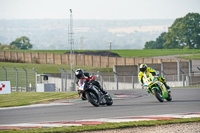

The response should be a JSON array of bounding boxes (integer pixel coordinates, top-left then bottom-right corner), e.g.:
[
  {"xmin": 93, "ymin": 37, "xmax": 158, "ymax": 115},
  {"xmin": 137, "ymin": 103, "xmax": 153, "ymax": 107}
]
[{"xmin": 0, "ymin": 0, "xmax": 200, "ymax": 19}]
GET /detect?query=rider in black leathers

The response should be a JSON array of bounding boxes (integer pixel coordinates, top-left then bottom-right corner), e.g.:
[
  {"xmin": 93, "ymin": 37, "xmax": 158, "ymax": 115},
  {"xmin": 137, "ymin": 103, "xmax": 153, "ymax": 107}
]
[{"xmin": 75, "ymin": 69, "xmax": 108, "ymax": 100}]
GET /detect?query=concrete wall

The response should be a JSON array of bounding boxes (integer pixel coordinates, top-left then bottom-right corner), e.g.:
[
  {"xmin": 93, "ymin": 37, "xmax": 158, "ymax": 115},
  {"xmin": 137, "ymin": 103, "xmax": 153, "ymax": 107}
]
[
  {"xmin": 163, "ymin": 62, "xmax": 177, "ymax": 75},
  {"xmin": 189, "ymin": 75, "xmax": 200, "ymax": 85},
  {"xmin": 113, "ymin": 65, "xmax": 138, "ymax": 76},
  {"xmin": 191, "ymin": 60, "xmax": 200, "ymax": 72},
  {"xmin": 114, "ymin": 61, "xmax": 190, "ymax": 77},
  {"xmin": 180, "ymin": 61, "xmax": 190, "ymax": 75}
]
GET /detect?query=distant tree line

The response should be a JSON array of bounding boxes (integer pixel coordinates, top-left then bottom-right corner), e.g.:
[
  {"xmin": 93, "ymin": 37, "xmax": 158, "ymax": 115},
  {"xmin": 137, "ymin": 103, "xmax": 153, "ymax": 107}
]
[
  {"xmin": 0, "ymin": 36, "xmax": 32, "ymax": 50},
  {"xmin": 144, "ymin": 13, "xmax": 200, "ymax": 49}
]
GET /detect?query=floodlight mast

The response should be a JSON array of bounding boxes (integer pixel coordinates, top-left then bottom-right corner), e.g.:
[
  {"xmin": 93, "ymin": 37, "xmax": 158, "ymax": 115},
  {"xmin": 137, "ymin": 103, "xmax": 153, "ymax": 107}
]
[{"xmin": 69, "ymin": 9, "xmax": 75, "ymax": 90}]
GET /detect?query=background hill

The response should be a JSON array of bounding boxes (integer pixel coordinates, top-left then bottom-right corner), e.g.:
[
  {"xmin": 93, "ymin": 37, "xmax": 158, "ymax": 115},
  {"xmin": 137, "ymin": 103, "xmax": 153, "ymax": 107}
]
[{"xmin": 0, "ymin": 19, "xmax": 174, "ymax": 50}]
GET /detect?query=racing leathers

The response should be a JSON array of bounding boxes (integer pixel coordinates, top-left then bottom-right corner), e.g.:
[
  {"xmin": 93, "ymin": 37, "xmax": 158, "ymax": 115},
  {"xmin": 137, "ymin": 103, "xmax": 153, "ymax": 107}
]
[
  {"xmin": 138, "ymin": 67, "xmax": 170, "ymax": 90},
  {"xmin": 75, "ymin": 72, "xmax": 107, "ymax": 100}
]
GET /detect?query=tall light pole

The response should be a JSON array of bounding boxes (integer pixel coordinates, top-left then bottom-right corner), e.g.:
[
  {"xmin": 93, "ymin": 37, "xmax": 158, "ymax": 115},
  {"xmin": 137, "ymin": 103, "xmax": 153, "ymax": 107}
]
[
  {"xmin": 109, "ymin": 42, "xmax": 112, "ymax": 50},
  {"xmin": 68, "ymin": 9, "xmax": 75, "ymax": 91}
]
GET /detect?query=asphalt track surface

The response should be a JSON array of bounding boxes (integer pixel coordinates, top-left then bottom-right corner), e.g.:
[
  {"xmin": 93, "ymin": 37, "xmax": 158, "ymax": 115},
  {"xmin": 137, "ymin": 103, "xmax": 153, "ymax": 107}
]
[{"xmin": 0, "ymin": 88, "xmax": 200, "ymax": 125}]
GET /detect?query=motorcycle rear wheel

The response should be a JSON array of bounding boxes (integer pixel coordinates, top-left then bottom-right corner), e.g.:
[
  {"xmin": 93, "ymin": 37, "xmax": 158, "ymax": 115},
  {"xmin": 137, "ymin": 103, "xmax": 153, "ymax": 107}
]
[
  {"xmin": 154, "ymin": 88, "xmax": 164, "ymax": 102},
  {"xmin": 87, "ymin": 90, "xmax": 100, "ymax": 107}
]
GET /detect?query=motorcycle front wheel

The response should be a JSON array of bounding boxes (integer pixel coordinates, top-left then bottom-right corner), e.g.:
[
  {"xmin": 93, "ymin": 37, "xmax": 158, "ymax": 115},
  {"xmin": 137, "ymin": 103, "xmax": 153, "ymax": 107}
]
[
  {"xmin": 166, "ymin": 92, "xmax": 172, "ymax": 101},
  {"xmin": 87, "ymin": 90, "xmax": 100, "ymax": 107},
  {"xmin": 154, "ymin": 88, "xmax": 164, "ymax": 102},
  {"xmin": 105, "ymin": 95, "xmax": 113, "ymax": 106}
]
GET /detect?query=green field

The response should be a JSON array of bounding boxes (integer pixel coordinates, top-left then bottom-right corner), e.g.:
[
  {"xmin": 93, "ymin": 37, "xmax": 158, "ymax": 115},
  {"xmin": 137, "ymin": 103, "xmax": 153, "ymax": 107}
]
[
  {"xmin": 3, "ymin": 49, "xmax": 200, "ymax": 57},
  {"xmin": 0, "ymin": 62, "xmax": 112, "ymax": 73}
]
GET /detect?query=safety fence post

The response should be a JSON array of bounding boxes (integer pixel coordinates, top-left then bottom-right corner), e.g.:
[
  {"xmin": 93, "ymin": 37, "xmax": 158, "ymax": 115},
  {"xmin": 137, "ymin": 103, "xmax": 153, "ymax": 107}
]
[
  {"xmin": 64, "ymin": 69, "xmax": 67, "ymax": 92},
  {"xmin": 186, "ymin": 75, "xmax": 190, "ymax": 86},
  {"xmin": 132, "ymin": 75, "xmax": 134, "ymax": 89},
  {"xmin": 189, "ymin": 60, "xmax": 192, "ymax": 76},
  {"xmin": 58, "ymin": 68, "xmax": 68, "ymax": 92},
  {"xmin": 23, "ymin": 68, "xmax": 28, "ymax": 92},
  {"xmin": 161, "ymin": 71, "xmax": 166, "ymax": 80},
  {"xmin": 97, "ymin": 71, "xmax": 103, "ymax": 88},
  {"xmin": 13, "ymin": 67, "xmax": 18, "ymax": 91},
  {"xmin": 33, "ymin": 68, "xmax": 38, "ymax": 92},
  {"xmin": 180, "ymin": 69, "xmax": 185, "ymax": 86},
  {"xmin": 114, "ymin": 72, "xmax": 118, "ymax": 90},
  {"xmin": 161, "ymin": 63, "xmax": 164, "ymax": 77},
  {"xmin": 58, "ymin": 68, "xmax": 64, "ymax": 92},
  {"xmin": 177, "ymin": 61, "xmax": 180, "ymax": 81}
]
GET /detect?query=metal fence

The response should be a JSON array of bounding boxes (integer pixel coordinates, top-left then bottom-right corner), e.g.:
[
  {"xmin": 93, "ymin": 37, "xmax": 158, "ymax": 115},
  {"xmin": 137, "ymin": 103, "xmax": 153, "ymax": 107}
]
[
  {"xmin": 1, "ymin": 67, "xmax": 200, "ymax": 92},
  {"xmin": 0, "ymin": 67, "xmax": 37, "ymax": 92}
]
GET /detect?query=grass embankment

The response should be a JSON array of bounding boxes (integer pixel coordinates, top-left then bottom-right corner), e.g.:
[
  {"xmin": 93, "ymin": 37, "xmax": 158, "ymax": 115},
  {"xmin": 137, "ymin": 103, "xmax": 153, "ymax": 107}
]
[
  {"xmin": 1, "ymin": 118, "xmax": 200, "ymax": 133},
  {"xmin": 179, "ymin": 54, "xmax": 200, "ymax": 60},
  {"xmin": 0, "ymin": 92, "xmax": 78, "ymax": 107},
  {"xmin": 111, "ymin": 49, "xmax": 200, "ymax": 57},
  {"xmin": 0, "ymin": 62, "xmax": 112, "ymax": 73}
]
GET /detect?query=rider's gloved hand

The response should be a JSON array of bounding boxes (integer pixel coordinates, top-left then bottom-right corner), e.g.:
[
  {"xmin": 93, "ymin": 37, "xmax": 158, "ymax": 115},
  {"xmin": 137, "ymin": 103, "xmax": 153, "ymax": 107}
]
[{"xmin": 91, "ymin": 76, "xmax": 95, "ymax": 80}]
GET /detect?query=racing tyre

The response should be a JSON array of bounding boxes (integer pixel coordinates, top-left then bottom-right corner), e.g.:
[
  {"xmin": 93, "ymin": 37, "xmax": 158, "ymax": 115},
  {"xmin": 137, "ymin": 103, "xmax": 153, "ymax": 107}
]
[
  {"xmin": 87, "ymin": 90, "xmax": 100, "ymax": 107},
  {"xmin": 105, "ymin": 95, "xmax": 113, "ymax": 106},
  {"xmin": 154, "ymin": 88, "xmax": 164, "ymax": 102},
  {"xmin": 166, "ymin": 92, "xmax": 172, "ymax": 101}
]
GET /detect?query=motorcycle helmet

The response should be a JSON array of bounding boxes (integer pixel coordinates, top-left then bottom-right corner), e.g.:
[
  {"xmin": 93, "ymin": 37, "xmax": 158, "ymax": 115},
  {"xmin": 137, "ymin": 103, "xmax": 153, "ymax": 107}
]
[
  {"xmin": 139, "ymin": 64, "xmax": 147, "ymax": 72},
  {"xmin": 75, "ymin": 69, "xmax": 84, "ymax": 79}
]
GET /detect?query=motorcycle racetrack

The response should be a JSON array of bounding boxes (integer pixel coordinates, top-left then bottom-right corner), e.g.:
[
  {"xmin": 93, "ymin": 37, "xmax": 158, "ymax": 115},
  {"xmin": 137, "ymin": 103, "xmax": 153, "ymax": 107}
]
[{"xmin": 0, "ymin": 87, "xmax": 200, "ymax": 130}]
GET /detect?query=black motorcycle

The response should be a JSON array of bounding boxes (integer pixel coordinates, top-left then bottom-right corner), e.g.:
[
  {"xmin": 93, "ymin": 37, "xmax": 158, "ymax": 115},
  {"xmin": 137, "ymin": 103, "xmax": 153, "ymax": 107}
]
[{"xmin": 77, "ymin": 81, "xmax": 113, "ymax": 107}]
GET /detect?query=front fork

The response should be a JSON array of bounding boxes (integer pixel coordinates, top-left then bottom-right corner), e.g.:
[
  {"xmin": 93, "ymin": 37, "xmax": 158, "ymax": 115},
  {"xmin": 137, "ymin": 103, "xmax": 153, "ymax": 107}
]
[
  {"xmin": 149, "ymin": 85, "xmax": 168, "ymax": 99},
  {"xmin": 148, "ymin": 87, "xmax": 155, "ymax": 96},
  {"xmin": 148, "ymin": 85, "xmax": 161, "ymax": 96}
]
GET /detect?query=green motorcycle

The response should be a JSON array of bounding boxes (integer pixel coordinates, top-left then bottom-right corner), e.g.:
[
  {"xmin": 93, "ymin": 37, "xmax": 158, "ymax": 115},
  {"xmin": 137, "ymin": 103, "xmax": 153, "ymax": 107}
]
[{"xmin": 143, "ymin": 72, "xmax": 172, "ymax": 102}]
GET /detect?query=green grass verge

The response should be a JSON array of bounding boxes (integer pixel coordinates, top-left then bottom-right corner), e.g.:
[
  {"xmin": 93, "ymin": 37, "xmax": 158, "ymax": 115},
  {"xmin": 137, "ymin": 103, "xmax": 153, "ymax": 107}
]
[
  {"xmin": 111, "ymin": 49, "xmax": 200, "ymax": 57},
  {"xmin": 1, "ymin": 117, "xmax": 200, "ymax": 133},
  {"xmin": 0, "ymin": 92, "xmax": 78, "ymax": 107},
  {"xmin": 0, "ymin": 62, "xmax": 112, "ymax": 74},
  {"xmin": 180, "ymin": 54, "xmax": 200, "ymax": 60}
]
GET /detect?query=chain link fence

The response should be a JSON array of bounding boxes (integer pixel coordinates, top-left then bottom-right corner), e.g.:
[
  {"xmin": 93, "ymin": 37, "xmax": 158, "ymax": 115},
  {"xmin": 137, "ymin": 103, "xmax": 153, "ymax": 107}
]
[
  {"xmin": 0, "ymin": 67, "xmax": 37, "ymax": 92},
  {"xmin": 1, "ymin": 67, "xmax": 200, "ymax": 92}
]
